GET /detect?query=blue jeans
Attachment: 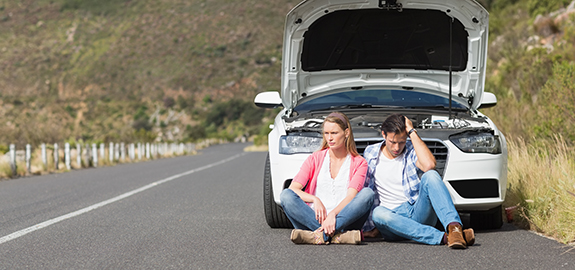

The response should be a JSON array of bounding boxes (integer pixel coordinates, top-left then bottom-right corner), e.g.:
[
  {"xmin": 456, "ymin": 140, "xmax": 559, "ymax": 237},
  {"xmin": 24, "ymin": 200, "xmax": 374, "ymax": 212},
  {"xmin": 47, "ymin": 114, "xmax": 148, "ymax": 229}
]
[
  {"xmin": 280, "ymin": 188, "xmax": 375, "ymax": 241},
  {"xmin": 372, "ymin": 170, "xmax": 461, "ymax": 245}
]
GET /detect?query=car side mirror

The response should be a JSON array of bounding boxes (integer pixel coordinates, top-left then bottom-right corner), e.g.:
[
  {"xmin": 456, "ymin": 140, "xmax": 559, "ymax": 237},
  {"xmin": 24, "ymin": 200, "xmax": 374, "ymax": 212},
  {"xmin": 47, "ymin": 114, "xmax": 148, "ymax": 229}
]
[
  {"xmin": 254, "ymin": 91, "xmax": 283, "ymax": 108},
  {"xmin": 478, "ymin": 92, "xmax": 497, "ymax": 109}
]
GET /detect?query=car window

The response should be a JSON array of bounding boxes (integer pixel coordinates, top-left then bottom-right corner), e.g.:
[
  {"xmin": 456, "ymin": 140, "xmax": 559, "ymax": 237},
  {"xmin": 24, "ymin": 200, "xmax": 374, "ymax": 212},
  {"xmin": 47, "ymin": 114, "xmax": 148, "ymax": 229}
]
[{"xmin": 294, "ymin": 89, "xmax": 468, "ymax": 112}]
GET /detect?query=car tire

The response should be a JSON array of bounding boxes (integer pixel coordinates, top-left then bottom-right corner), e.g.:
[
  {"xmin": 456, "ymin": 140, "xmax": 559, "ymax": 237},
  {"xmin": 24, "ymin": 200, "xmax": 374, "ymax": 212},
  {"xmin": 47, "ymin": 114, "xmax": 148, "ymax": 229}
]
[
  {"xmin": 470, "ymin": 205, "xmax": 503, "ymax": 230},
  {"xmin": 263, "ymin": 154, "xmax": 293, "ymax": 228}
]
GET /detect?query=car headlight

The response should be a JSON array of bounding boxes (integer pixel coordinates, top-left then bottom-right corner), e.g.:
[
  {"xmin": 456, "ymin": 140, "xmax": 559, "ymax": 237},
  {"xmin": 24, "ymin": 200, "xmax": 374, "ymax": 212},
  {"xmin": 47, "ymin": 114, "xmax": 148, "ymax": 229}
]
[
  {"xmin": 449, "ymin": 131, "xmax": 502, "ymax": 154},
  {"xmin": 279, "ymin": 132, "xmax": 322, "ymax": 154}
]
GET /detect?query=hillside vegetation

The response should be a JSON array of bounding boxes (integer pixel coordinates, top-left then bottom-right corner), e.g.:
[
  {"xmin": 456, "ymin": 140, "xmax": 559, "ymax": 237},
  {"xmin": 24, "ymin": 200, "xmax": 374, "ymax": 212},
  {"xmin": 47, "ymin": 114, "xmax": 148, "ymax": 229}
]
[
  {"xmin": 1, "ymin": 0, "xmax": 574, "ymax": 242},
  {"xmin": 0, "ymin": 0, "xmax": 292, "ymax": 147}
]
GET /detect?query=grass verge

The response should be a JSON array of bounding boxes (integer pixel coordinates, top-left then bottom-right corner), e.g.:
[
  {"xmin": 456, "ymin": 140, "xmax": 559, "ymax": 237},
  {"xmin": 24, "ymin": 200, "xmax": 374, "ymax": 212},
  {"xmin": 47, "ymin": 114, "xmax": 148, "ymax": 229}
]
[{"xmin": 504, "ymin": 136, "xmax": 575, "ymax": 244}]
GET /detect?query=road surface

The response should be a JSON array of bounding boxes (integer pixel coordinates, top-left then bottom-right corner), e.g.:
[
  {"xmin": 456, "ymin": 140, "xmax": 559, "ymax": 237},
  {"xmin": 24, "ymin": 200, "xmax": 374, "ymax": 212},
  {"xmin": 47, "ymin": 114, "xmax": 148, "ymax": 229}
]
[{"xmin": 0, "ymin": 143, "xmax": 573, "ymax": 269}]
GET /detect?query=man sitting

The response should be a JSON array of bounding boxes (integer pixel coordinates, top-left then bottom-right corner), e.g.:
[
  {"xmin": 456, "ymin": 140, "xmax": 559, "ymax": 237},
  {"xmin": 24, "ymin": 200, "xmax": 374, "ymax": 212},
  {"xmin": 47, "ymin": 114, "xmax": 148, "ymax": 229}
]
[{"xmin": 363, "ymin": 114, "xmax": 474, "ymax": 249}]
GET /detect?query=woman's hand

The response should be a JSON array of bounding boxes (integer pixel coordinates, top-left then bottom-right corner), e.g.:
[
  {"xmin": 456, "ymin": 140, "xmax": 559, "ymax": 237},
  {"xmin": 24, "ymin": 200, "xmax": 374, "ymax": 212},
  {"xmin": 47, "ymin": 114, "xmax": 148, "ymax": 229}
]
[
  {"xmin": 321, "ymin": 213, "xmax": 337, "ymax": 236},
  {"xmin": 312, "ymin": 197, "xmax": 327, "ymax": 224}
]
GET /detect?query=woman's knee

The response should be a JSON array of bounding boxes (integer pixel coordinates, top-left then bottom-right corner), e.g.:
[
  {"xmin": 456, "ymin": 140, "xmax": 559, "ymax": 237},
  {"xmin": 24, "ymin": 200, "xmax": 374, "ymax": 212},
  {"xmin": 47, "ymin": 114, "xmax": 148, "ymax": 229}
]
[
  {"xmin": 279, "ymin": 188, "xmax": 297, "ymax": 208},
  {"xmin": 356, "ymin": 188, "xmax": 375, "ymax": 206}
]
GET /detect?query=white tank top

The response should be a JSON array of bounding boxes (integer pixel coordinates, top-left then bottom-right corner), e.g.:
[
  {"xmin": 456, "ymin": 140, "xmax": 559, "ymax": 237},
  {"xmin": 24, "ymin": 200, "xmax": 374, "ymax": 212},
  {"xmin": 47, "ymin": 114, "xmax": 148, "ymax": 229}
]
[{"xmin": 312, "ymin": 153, "xmax": 351, "ymax": 214}]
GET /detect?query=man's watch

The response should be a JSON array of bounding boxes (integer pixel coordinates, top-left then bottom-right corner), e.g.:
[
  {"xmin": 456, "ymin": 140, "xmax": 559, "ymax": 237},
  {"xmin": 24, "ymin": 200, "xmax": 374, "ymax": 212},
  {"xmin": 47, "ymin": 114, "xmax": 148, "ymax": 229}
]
[{"xmin": 408, "ymin": 128, "xmax": 417, "ymax": 136}]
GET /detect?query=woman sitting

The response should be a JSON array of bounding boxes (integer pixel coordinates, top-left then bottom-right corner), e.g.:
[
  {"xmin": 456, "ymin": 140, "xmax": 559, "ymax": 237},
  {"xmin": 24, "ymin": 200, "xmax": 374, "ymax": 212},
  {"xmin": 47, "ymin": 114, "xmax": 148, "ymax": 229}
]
[{"xmin": 280, "ymin": 112, "xmax": 374, "ymax": 244}]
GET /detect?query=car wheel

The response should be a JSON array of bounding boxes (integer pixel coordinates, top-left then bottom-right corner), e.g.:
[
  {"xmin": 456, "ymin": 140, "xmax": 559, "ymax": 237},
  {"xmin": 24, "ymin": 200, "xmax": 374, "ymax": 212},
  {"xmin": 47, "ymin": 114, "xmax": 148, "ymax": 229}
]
[
  {"xmin": 470, "ymin": 205, "xmax": 503, "ymax": 230},
  {"xmin": 263, "ymin": 154, "xmax": 293, "ymax": 228}
]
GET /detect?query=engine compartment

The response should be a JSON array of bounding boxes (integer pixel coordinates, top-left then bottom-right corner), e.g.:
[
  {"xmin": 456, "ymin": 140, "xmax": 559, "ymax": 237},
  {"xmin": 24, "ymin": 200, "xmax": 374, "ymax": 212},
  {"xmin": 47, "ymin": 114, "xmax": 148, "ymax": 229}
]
[{"xmin": 283, "ymin": 109, "xmax": 493, "ymax": 140}]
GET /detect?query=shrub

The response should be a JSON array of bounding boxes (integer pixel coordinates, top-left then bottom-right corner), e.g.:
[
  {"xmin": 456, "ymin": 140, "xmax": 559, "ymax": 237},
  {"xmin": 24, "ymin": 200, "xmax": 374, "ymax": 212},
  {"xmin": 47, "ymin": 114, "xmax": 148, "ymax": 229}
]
[
  {"xmin": 0, "ymin": 144, "xmax": 8, "ymax": 155},
  {"xmin": 163, "ymin": 97, "xmax": 175, "ymax": 108},
  {"xmin": 534, "ymin": 61, "xmax": 575, "ymax": 141},
  {"xmin": 527, "ymin": 0, "xmax": 572, "ymax": 16},
  {"xmin": 185, "ymin": 124, "xmax": 206, "ymax": 142},
  {"xmin": 132, "ymin": 119, "xmax": 152, "ymax": 131},
  {"xmin": 59, "ymin": 0, "xmax": 130, "ymax": 15},
  {"xmin": 177, "ymin": 95, "xmax": 189, "ymax": 110}
]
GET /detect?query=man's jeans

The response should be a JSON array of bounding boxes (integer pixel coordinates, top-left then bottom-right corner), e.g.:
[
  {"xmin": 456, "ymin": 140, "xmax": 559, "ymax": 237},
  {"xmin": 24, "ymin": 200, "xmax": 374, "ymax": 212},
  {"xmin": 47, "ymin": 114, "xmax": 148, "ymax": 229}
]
[
  {"xmin": 372, "ymin": 170, "xmax": 461, "ymax": 245},
  {"xmin": 280, "ymin": 188, "xmax": 374, "ymax": 241}
]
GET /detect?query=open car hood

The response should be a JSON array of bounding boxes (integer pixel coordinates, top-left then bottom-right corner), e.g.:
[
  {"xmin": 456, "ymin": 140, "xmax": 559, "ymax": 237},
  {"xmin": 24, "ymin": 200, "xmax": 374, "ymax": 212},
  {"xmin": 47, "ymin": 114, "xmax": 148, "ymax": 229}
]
[{"xmin": 281, "ymin": 0, "xmax": 489, "ymax": 111}]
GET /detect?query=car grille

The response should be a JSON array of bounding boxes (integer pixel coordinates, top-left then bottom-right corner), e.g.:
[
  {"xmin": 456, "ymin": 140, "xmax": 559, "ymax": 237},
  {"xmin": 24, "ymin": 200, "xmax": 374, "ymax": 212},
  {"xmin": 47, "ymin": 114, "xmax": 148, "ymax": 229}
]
[{"xmin": 355, "ymin": 139, "xmax": 448, "ymax": 177}]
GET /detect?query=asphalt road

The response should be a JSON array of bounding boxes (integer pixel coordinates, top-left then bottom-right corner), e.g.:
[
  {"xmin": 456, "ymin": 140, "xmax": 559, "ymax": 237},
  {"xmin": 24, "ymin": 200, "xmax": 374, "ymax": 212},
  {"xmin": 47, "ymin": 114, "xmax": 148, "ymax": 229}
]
[{"xmin": 0, "ymin": 143, "xmax": 574, "ymax": 269}]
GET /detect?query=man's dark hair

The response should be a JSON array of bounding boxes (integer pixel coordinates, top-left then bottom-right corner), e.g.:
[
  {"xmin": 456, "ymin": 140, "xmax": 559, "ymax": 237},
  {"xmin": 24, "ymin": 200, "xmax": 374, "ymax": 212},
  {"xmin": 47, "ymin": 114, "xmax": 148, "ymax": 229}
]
[{"xmin": 381, "ymin": 114, "xmax": 406, "ymax": 136}]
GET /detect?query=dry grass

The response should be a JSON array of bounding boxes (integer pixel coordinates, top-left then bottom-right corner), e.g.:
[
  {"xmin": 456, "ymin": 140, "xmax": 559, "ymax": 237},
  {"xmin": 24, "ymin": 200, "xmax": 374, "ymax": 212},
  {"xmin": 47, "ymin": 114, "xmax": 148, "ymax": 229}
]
[
  {"xmin": 504, "ymin": 136, "xmax": 575, "ymax": 244},
  {"xmin": 0, "ymin": 162, "xmax": 13, "ymax": 179}
]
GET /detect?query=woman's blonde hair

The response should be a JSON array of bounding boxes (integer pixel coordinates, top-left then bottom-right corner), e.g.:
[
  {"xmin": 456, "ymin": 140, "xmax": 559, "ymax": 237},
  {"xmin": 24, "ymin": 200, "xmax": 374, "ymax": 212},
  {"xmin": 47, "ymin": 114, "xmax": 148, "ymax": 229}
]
[{"xmin": 320, "ymin": 112, "xmax": 359, "ymax": 156}]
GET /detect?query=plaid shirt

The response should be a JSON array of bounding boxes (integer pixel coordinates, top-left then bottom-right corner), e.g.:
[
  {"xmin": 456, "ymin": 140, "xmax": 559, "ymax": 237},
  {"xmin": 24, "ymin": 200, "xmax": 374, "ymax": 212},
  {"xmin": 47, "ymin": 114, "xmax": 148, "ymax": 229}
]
[{"xmin": 364, "ymin": 140, "xmax": 421, "ymax": 204}]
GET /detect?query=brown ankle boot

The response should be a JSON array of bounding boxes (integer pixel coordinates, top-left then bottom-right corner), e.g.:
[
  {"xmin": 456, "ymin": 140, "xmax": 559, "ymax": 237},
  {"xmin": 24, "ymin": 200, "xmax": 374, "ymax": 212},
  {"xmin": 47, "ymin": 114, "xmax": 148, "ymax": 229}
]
[
  {"xmin": 330, "ymin": 230, "xmax": 362, "ymax": 244},
  {"xmin": 447, "ymin": 224, "xmax": 467, "ymax": 249},
  {"xmin": 290, "ymin": 229, "xmax": 327, "ymax": 245},
  {"xmin": 463, "ymin": 228, "xmax": 475, "ymax": 246}
]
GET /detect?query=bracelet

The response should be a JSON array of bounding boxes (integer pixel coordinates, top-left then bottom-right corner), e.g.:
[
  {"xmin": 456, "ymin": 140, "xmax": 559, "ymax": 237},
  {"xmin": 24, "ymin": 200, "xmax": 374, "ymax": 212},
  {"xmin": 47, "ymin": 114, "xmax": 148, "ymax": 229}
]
[{"xmin": 408, "ymin": 128, "xmax": 417, "ymax": 136}]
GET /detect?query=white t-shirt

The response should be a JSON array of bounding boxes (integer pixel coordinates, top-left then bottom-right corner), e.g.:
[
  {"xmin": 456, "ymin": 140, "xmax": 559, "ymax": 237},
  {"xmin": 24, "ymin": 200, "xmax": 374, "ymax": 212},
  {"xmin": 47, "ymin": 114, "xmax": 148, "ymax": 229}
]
[
  {"xmin": 374, "ymin": 151, "xmax": 409, "ymax": 210},
  {"xmin": 312, "ymin": 153, "xmax": 351, "ymax": 214}
]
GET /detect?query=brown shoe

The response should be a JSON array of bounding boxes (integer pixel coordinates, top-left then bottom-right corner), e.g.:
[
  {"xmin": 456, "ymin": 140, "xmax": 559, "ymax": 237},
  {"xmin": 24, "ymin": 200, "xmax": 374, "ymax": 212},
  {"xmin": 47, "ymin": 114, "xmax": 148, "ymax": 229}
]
[
  {"xmin": 463, "ymin": 228, "xmax": 475, "ymax": 246},
  {"xmin": 447, "ymin": 224, "xmax": 467, "ymax": 249},
  {"xmin": 330, "ymin": 230, "xmax": 362, "ymax": 244},
  {"xmin": 290, "ymin": 229, "xmax": 327, "ymax": 245}
]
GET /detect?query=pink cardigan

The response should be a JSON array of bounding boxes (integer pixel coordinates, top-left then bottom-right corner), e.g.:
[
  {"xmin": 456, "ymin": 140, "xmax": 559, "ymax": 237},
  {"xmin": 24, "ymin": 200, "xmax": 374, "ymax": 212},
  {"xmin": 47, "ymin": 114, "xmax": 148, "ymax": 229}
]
[{"xmin": 292, "ymin": 149, "xmax": 367, "ymax": 195}]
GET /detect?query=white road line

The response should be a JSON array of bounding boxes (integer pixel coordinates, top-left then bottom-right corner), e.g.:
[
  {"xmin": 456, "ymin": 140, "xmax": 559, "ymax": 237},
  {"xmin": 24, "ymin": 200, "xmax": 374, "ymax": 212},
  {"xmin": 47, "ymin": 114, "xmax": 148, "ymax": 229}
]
[{"xmin": 0, "ymin": 152, "xmax": 247, "ymax": 245}]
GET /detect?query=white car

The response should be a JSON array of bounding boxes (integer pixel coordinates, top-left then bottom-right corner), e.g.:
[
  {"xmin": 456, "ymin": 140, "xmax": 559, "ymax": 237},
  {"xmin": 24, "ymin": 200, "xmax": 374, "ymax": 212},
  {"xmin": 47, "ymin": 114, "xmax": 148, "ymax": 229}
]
[{"xmin": 255, "ymin": 0, "xmax": 508, "ymax": 229}]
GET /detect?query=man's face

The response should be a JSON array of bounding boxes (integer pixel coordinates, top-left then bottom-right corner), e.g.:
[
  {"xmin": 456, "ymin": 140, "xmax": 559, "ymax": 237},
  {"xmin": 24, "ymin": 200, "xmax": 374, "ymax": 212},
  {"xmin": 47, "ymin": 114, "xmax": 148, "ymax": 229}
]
[{"xmin": 383, "ymin": 131, "xmax": 408, "ymax": 157}]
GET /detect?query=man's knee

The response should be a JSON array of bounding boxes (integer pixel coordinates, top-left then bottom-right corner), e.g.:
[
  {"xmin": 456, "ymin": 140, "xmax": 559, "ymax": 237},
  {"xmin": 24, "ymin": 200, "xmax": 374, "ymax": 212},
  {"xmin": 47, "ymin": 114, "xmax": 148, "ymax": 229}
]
[
  {"xmin": 421, "ymin": 170, "xmax": 443, "ymax": 186},
  {"xmin": 372, "ymin": 206, "xmax": 394, "ymax": 226}
]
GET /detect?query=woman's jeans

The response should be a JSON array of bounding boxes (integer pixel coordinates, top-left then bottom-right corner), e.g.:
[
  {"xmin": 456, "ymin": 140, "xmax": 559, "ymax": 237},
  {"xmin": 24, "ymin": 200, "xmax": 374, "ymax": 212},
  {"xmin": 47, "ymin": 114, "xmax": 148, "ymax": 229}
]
[
  {"xmin": 372, "ymin": 170, "xmax": 462, "ymax": 245},
  {"xmin": 280, "ymin": 188, "xmax": 375, "ymax": 241}
]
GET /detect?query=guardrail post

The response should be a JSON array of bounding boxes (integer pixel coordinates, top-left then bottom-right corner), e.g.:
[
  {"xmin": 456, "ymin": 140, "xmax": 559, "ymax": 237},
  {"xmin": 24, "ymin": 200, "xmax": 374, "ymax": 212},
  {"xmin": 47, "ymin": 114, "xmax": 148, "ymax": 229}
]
[
  {"xmin": 92, "ymin": 143, "xmax": 98, "ymax": 167},
  {"xmin": 114, "ymin": 143, "xmax": 120, "ymax": 161},
  {"xmin": 85, "ymin": 143, "xmax": 91, "ymax": 166},
  {"xmin": 54, "ymin": 143, "xmax": 59, "ymax": 170},
  {"xmin": 9, "ymin": 144, "xmax": 16, "ymax": 176},
  {"xmin": 41, "ymin": 143, "xmax": 47, "ymax": 167},
  {"xmin": 109, "ymin": 142, "xmax": 114, "ymax": 162},
  {"xmin": 129, "ymin": 143, "xmax": 135, "ymax": 161},
  {"xmin": 137, "ymin": 143, "xmax": 142, "ymax": 160},
  {"xmin": 99, "ymin": 143, "xmax": 105, "ymax": 161},
  {"xmin": 146, "ymin": 143, "xmax": 150, "ymax": 159},
  {"xmin": 65, "ymin": 143, "xmax": 71, "ymax": 170},
  {"xmin": 26, "ymin": 144, "xmax": 31, "ymax": 174},
  {"xmin": 120, "ymin": 142, "xmax": 125, "ymax": 161},
  {"xmin": 76, "ymin": 143, "xmax": 81, "ymax": 168}
]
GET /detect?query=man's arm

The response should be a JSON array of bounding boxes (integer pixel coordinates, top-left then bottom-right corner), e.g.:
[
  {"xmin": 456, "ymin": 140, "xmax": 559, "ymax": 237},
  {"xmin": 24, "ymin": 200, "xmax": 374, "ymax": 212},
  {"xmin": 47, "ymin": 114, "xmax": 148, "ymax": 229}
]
[{"xmin": 405, "ymin": 117, "xmax": 436, "ymax": 172}]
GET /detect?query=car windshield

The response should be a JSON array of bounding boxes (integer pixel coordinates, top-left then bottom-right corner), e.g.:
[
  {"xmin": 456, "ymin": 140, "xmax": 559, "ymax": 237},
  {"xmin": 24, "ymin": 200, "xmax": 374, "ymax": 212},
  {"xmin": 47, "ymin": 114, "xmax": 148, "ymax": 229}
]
[{"xmin": 294, "ymin": 89, "xmax": 468, "ymax": 112}]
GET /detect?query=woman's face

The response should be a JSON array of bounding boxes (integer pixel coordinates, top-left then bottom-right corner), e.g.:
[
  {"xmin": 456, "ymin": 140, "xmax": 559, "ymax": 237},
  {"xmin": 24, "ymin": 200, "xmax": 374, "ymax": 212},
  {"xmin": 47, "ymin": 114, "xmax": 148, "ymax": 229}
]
[{"xmin": 323, "ymin": 121, "xmax": 349, "ymax": 151}]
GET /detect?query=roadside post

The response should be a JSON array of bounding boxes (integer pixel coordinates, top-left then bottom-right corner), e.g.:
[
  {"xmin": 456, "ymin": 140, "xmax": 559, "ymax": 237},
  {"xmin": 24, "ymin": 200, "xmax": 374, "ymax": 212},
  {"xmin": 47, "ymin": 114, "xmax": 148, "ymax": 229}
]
[
  {"xmin": 26, "ymin": 144, "xmax": 31, "ymax": 174},
  {"xmin": 54, "ymin": 143, "xmax": 59, "ymax": 170},
  {"xmin": 9, "ymin": 144, "xmax": 16, "ymax": 176},
  {"xmin": 92, "ymin": 144, "xmax": 98, "ymax": 167},
  {"xmin": 65, "ymin": 143, "xmax": 71, "ymax": 170}
]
